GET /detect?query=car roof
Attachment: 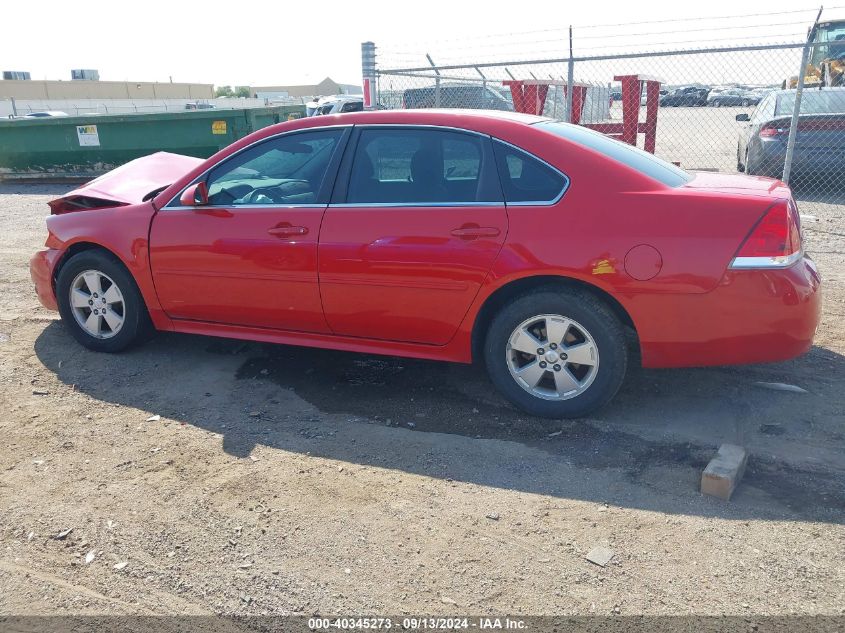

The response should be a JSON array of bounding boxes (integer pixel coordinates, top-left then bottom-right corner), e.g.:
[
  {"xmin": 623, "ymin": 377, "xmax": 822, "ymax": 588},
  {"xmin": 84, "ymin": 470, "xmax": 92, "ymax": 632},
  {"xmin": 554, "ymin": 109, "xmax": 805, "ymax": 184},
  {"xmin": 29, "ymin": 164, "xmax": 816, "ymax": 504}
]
[
  {"xmin": 290, "ymin": 108, "xmax": 548, "ymax": 126},
  {"xmin": 769, "ymin": 87, "xmax": 845, "ymax": 96}
]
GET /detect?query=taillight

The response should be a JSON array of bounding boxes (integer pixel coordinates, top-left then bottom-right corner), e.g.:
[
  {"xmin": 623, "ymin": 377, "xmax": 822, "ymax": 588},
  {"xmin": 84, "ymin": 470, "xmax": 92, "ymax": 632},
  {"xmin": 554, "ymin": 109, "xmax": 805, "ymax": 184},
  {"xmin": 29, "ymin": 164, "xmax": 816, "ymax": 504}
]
[
  {"xmin": 759, "ymin": 124, "xmax": 788, "ymax": 138},
  {"xmin": 729, "ymin": 199, "xmax": 803, "ymax": 269}
]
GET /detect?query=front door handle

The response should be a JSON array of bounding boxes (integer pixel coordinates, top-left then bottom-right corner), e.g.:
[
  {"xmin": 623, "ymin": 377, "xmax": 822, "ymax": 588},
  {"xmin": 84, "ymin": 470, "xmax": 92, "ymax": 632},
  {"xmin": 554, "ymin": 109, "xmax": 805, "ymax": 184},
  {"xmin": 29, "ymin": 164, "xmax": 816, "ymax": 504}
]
[
  {"xmin": 451, "ymin": 225, "xmax": 501, "ymax": 239},
  {"xmin": 268, "ymin": 224, "xmax": 308, "ymax": 238}
]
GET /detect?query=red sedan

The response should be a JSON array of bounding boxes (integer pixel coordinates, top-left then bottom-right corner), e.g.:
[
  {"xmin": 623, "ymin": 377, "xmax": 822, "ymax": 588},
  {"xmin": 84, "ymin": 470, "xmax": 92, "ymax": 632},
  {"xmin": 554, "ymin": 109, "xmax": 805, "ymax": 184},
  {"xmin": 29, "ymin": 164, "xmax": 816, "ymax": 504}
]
[{"xmin": 30, "ymin": 110, "xmax": 821, "ymax": 418}]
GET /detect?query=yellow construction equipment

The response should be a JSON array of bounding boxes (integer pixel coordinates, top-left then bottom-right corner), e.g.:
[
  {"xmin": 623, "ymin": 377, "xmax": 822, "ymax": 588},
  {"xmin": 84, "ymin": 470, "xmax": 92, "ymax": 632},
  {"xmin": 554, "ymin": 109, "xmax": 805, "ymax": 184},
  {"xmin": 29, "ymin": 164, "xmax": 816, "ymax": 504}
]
[{"xmin": 786, "ymin": 20, "xmax": 845, "ymax": 88}]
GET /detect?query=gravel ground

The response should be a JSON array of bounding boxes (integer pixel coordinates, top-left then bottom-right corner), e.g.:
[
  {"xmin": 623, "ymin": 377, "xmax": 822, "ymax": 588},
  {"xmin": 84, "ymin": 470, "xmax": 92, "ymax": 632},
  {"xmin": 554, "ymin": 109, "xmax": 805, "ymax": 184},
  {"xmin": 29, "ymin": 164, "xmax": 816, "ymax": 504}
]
[{"xmin": 0, "ymin": 183, "xmax": 843, "ymax": 618}]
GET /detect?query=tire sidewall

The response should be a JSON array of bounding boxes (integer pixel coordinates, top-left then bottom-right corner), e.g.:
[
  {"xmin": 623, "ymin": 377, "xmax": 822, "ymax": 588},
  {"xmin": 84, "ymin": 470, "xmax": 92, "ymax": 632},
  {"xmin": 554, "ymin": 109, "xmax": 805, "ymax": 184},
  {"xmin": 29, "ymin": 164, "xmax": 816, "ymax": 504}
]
[
  {"xmin": 483, "ymin": 290, "xmax": 627, "ymax": 419},
  {"xmin": 56, "ymin": 250, "xmax": 149, "ymax": 353}
]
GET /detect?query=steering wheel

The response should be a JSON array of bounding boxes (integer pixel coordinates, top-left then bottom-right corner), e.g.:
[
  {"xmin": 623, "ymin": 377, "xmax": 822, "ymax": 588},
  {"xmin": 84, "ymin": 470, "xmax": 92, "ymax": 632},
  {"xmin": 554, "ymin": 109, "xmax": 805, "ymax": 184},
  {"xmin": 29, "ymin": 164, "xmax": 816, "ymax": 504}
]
[{"xmin": 240, "ymin": 187, "xmax": 279, "ymax": 204}]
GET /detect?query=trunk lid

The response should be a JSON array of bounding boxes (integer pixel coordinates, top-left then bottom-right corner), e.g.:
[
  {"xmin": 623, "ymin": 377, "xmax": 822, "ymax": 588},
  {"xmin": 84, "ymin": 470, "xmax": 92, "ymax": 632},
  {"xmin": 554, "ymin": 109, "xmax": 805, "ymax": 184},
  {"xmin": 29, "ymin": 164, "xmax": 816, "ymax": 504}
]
[{"xmin": 48, "ymin": 151, "xmax": 204, "ymax": 213}]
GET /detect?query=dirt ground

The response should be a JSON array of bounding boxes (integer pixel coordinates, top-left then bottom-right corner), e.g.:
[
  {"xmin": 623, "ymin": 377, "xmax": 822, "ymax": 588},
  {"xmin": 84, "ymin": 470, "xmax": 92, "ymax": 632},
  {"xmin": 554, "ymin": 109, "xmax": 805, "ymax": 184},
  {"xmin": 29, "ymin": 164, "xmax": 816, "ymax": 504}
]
[{"xmin": 0, "ymin": 183, "xmax": 843, "ymax": 619}]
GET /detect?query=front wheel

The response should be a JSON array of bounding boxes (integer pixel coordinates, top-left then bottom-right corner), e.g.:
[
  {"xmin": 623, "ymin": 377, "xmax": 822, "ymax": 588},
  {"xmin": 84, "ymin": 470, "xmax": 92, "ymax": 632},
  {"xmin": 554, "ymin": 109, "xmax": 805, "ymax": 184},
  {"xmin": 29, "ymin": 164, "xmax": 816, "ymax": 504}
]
[
  {"xmin": 483, "ymin": 289, "xmax": 628, "ymax": 418},
  {"xmin": 56, "ymin": 250, "xmax": 152, "ymax": 353}
]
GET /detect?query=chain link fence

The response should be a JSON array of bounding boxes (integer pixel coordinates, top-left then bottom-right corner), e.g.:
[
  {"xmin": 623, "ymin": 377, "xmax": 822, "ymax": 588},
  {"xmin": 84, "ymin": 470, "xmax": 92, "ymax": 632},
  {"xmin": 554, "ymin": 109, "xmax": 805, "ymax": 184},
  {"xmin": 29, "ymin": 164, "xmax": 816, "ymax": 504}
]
[{"xmin": 370, "ymin": 38, "xmax": 845, "ymax": 216}]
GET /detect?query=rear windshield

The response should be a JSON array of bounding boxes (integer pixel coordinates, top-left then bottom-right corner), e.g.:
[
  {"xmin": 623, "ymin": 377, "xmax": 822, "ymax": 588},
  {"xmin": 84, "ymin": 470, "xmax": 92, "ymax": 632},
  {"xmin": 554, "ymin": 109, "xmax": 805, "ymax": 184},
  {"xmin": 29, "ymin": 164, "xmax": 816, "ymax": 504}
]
[
  {"xmin": 775, "ymin": 90, "xmax": 845, "ymax": 116},
  {"xmin": 536, "ymin": 121, "xmax": 692, "ymax": 187}
]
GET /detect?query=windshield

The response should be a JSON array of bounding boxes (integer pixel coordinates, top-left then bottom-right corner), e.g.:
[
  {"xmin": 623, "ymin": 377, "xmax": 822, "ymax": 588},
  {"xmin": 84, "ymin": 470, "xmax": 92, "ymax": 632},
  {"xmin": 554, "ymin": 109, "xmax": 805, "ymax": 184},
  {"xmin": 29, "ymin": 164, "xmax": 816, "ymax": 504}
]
[
  {"xmin": 810, "ymin": 21, "xmax": 845, "ymax": 65},
  {"xmin": 775, "ymin": 90, "xmax": 845, "ymax": 116},
  {"xmin": 536, "ymin": 121, "xmax": 693, "ymax": 187}
]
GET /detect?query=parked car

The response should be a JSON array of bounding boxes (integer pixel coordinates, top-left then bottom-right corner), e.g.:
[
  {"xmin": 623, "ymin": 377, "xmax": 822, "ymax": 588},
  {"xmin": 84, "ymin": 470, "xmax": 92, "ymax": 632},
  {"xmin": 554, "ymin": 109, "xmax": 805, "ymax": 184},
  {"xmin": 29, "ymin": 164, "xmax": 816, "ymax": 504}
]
[
  {"xmin": 21, "ymin": 111, "xmax": 69, "ymax": 118},
  {"xmin": 659, "ymin": 87, "xmax": 710, "ymax": 107},
  {"xmin": 31, "ymin": 110, "xmax": 820, "ymax": 418},
  {"xmin": 185, "ymin": 102, "xmax": 215, "ymax": 110},
  {"xmin": 312, "ymin": 96, "xmax": 364, "ymax": 115},
  {"xmin": 306, "ymin": 95, "xmax": 365, "ymax": 116},
  {"xmin": 403, "ymin": 84, "xmax": 513, "ymax": 110},
  {"xmin": 708, "ymin": 89, "xmax": 759, "ymax": 107},
  {"xmin": 737, "ymin": 87, "xmax": 845, "ymax": 178}
]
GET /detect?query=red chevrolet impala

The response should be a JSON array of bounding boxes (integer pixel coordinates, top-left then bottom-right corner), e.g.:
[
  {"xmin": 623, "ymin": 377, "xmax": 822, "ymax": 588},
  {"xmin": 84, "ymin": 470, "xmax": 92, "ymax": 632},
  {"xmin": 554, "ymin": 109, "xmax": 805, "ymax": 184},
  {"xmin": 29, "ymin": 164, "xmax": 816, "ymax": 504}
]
[{"xmin": 30, "ymin": 110, "xmax": 821, "ymax": 418}]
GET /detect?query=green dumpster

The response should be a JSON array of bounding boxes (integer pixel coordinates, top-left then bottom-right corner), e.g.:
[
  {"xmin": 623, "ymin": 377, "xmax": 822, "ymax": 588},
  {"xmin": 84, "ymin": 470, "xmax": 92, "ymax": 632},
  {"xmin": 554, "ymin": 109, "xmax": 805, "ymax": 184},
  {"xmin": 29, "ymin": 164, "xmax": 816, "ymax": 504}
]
[{"xmin": 0, "ymin": 104, "xmax": 305, "ymax": 182}]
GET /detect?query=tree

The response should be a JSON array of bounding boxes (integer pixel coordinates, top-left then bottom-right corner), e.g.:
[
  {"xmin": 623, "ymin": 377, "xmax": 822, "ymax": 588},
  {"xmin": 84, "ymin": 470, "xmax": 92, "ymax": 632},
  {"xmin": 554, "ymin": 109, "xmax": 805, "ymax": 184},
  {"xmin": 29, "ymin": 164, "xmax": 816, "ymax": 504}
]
[
  {"xmin": 214, "ymin": 85, "xmax": 234, "ymax": 98},
  {"xmin": 235, "ymin": 86, "xmax": 251, "ymax": 98}
]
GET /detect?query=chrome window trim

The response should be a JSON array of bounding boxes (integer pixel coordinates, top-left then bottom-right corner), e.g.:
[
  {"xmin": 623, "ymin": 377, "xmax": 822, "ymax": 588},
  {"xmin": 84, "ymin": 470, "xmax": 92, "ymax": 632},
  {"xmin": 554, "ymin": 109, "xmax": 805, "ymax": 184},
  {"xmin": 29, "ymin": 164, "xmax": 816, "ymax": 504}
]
[
  {"xmin": 729, "ymin": 249, "xmax": 804, "ymax": 269},
  {"xmin": 163, "ymin": 124, "xmax": 352, "ymax": 210},
  {"xmin": 329, "ymin": 201, "xmax": 506, "ymax": 209},
  {"xmin": 491, "ymin": 138, "xmax": 570, "ymax": 206},
  {"xmin": 165, "ymin": 203, "xmax": 328, "ymax": 211}
]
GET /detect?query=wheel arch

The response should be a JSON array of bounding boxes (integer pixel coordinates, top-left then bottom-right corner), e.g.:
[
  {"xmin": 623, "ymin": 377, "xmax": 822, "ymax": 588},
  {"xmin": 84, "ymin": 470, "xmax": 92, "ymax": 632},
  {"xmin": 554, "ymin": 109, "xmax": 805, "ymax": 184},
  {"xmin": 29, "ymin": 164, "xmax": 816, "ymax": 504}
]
[
  {"xmin": 470, "ymin": 275, "xmax": 639, "ymax": 363},
  {"xmin": 52, "ymin": 241, "xmax": 123, "ymax": 289}
]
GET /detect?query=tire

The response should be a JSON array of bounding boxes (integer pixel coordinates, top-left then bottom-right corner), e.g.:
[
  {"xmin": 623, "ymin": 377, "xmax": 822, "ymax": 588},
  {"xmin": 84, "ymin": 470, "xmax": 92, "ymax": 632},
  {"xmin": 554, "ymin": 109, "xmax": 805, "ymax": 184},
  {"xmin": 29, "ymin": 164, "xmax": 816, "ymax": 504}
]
[
  {"xmin": 714, "ymin": 101, "xmax": 721, "ymax": 108},
  {"xmin": 741, "ymin": 99, "xmax": 750, "ymax": 107},
  {"xmin": 483, "ymin": 289, "xmax": 628, "ymax": 419},
  {"xmin": 56, "ymin": 249, "xmax": 152, "ymax": 353}
]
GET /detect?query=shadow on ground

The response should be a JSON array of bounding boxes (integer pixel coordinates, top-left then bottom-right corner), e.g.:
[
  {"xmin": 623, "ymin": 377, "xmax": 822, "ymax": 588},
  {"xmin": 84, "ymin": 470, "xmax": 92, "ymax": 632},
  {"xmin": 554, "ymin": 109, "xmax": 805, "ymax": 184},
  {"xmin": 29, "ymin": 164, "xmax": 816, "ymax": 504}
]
[{"xmin": 34, "ymin": 321, "xmax": 845, "ymax": 524}]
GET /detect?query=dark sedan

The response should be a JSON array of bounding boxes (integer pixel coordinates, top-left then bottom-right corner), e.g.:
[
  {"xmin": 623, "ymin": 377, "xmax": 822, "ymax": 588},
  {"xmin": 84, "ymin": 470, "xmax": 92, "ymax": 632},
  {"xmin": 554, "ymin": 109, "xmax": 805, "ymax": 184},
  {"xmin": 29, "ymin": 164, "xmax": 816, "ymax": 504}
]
[
  {"xmin": 737, "ymin": 87, "xmax": 845, "ymax": 179},
  {"xmin": 660, "ymin": 87, "xmax": 710, "ymax": 107},
  {"xmin": 709, "ymin": 89, "xmax": 760, "ymax": 107}
]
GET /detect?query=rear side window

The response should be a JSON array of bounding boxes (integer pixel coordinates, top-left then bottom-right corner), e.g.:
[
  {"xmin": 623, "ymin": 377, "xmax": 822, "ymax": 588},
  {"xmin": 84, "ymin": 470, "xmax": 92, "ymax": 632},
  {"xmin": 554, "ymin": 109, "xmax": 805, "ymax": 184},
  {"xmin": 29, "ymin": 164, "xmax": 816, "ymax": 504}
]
[
  {"xmin": 537, "ymin": 120, "xmax": 692, "ymax": 187},
  {"xmin": 346, "ymin": 128, "xmax": 502, "ymax": 204},
  {"xmin": 340, "ymin": 101, "xmax": 363, "ymax": 113},
  {"xmin": 492, "ymin": 140, "xmax": 568, "ymax": 204}
]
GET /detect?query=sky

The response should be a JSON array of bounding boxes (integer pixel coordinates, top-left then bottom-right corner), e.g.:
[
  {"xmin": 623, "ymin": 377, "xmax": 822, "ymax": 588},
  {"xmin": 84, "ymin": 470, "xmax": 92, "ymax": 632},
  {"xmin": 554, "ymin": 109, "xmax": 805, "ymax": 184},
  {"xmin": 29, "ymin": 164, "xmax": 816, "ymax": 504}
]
[{"xmin": 2, "ymin": 0, "xmax": 843, "ymax": 87}]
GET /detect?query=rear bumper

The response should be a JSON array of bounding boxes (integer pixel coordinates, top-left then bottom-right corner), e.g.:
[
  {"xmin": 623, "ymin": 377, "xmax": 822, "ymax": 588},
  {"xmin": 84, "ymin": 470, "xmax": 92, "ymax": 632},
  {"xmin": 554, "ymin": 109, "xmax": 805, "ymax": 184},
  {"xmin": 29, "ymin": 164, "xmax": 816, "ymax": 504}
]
[
  {"xmin": 634, "ymin": 255, "xmax": 822, "ymax": 368},
  {"xmin": 751, "ymin": 139, "xmax": 845, "ymax": 176},
  {"xmin": 30, "ymin": 248, "xmax": 61, "ymax": 311}
]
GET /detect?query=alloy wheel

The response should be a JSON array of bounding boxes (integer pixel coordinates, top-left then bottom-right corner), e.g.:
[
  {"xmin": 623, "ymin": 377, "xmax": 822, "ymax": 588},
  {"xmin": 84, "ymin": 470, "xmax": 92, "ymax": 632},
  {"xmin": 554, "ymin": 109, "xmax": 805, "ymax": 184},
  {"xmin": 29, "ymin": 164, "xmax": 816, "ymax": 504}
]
[
  {"xmin": 69, "ymin": 269, "xmax": 125, "ymax": 339},
  {"xmin": 506, "ymin": 314, "xmax": 599, "ymax": 401}
]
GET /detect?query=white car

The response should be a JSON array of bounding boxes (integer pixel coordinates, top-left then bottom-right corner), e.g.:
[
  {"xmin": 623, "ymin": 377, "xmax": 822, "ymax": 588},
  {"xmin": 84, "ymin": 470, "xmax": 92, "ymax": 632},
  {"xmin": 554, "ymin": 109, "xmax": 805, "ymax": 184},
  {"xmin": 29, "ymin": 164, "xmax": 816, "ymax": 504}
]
[
  {"xmin": 21, "ymin": 111, "xmax": 69, "ymax": 118},
  {"xmin": 309, "ymin": 96, "xmax": 364, "ymax": 116}
]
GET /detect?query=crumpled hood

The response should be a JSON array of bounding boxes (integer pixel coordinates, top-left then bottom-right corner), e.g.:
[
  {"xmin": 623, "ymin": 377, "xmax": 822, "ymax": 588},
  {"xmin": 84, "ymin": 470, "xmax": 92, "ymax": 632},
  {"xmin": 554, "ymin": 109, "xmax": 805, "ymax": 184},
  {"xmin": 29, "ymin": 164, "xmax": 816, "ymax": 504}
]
[{"xmin": 49, "ymin": 152, "xmax": 204, "ymax": 213}]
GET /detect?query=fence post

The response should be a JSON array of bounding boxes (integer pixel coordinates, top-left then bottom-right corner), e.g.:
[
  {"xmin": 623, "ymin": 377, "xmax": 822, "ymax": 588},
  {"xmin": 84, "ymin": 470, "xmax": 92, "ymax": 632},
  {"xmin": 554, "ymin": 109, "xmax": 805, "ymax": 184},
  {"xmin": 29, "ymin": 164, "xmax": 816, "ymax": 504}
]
[
  {"xmin": 565, "ymin": 26, "xmax": 574, "ymax": 123},
  {"xmin": 782, "ymin": 8, "xmax": 822, "ymax": 185},
  {"xmin": 426, "ymin": 54, "xmax": 441, "ymax": 108},
  {"xmin": 361, "ymin": 41, "xmax": 377, "ymax": 110}
]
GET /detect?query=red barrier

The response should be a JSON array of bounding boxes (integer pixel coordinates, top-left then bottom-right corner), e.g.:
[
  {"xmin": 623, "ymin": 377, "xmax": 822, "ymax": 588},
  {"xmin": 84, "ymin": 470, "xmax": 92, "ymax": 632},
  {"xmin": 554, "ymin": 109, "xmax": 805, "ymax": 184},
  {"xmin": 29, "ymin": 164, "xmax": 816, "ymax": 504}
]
[{"xmin": 504, "ymin": 74, "xmax": 663, "ymax": 153}]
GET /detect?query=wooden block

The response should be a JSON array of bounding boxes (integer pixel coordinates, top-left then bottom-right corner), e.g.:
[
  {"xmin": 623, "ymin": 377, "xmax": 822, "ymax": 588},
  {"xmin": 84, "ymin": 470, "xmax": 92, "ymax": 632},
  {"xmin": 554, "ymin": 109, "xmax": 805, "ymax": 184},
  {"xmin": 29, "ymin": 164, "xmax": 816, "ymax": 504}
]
[{"xmin": 701, "ymin": 444, "xmax": 748, "ymax": 501}]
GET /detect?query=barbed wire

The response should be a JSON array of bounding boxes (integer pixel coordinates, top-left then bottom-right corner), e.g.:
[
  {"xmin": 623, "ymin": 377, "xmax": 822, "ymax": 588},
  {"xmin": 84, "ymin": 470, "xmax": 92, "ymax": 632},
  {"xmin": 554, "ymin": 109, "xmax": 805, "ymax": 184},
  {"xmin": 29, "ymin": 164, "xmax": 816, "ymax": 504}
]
[{"xmin": 377, "ymin": 6, "xmax": 836, "ymax": 51}]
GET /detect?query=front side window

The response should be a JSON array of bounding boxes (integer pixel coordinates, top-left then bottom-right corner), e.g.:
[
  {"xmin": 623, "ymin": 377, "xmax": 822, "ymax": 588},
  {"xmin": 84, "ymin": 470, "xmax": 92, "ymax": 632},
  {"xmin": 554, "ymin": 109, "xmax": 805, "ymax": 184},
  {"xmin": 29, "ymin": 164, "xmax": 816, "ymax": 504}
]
[
  {"xmin": 492, "ymin": 140, "xmax": 568, "ymax": 203},
  {"xmin": 346, "ymin": 128, "xmax": 502, "ymax": 204},
  {"xmin": 203, "ymin": 129, "xmax": 344, "ymax": 206}
]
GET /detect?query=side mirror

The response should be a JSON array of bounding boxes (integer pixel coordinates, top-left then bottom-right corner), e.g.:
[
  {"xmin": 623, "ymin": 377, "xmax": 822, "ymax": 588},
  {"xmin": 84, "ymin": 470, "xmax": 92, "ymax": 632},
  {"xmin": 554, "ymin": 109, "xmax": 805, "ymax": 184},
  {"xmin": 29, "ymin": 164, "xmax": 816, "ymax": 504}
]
[
  {"xmin": 735, "ymin": 113, "xmax": 750, "ymax": 122},
  {"xmin": 179, "ymin": 181, "xmax": 208, "ymax": 206}
]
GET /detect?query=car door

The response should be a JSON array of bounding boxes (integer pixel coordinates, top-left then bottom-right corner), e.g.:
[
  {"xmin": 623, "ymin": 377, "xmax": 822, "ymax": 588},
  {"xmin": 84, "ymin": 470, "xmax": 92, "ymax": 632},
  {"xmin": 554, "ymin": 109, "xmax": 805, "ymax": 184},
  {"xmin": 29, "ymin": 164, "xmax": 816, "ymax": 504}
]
[
  {"xmin": 150, "ymin": 127, "xmax": 349, "ymax": 332},
  {"xmin": 318, "ymin": 126, "xmax": 507, "ymax": 345},
  {"xmin": 741, "ymin": 94, "xmax": 775, "ymax": 166}
]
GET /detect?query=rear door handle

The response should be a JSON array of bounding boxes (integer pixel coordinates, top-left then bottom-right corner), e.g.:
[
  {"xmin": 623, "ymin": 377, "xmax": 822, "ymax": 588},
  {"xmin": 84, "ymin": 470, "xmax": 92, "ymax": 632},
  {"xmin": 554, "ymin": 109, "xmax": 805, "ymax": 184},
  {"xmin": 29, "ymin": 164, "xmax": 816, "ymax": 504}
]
[
  {"xmin": 450, "ymin": 226, "xmax": 501, "ymax": 239},
  {"xmin": 268, "ymin": 224, "xmax": 308, "ymax": 237}
]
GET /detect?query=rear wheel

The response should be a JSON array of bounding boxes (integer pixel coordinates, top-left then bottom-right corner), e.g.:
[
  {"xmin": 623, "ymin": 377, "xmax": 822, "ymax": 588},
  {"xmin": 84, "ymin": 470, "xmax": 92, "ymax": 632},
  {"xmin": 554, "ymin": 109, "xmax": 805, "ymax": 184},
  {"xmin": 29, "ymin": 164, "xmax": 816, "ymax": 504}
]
[
  {"xmin": 56, "ymin": 250, "xmax": 152, "ymax": 352},
  {"xmin": 483, "ymin": 289, "xmax": 628, "ymax": 418}
]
